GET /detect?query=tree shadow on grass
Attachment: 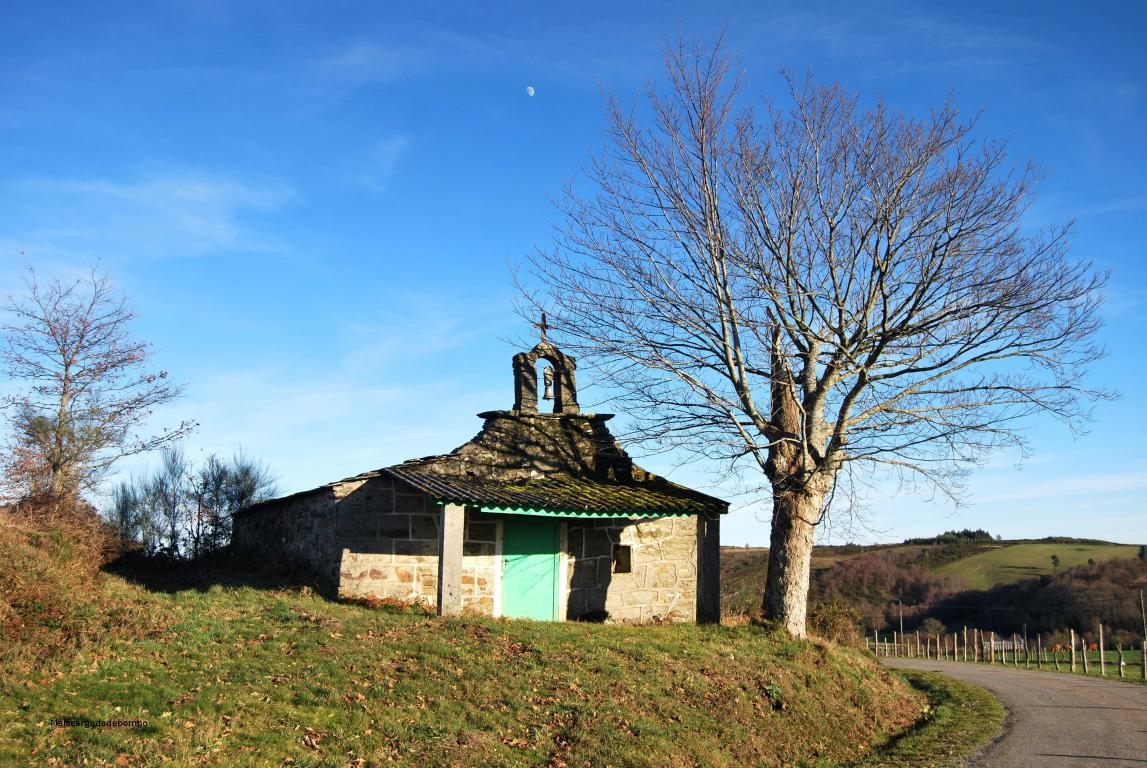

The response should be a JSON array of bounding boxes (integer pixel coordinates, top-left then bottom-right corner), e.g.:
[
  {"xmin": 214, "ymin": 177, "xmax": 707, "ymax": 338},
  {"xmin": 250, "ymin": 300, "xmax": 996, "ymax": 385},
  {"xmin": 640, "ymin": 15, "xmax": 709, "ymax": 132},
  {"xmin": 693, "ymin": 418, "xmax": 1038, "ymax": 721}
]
[{"xmin": 103, "ymin": 548, "xmax": 335, "ymax": 597}]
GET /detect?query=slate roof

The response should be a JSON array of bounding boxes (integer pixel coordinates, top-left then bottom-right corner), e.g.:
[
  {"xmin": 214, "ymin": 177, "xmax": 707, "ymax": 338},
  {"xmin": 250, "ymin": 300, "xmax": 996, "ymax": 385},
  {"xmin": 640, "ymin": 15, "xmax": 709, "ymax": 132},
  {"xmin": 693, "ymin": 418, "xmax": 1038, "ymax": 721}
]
[{"xmin": 383, "ymin": 460, "xmax": 727, "ymax": 518}]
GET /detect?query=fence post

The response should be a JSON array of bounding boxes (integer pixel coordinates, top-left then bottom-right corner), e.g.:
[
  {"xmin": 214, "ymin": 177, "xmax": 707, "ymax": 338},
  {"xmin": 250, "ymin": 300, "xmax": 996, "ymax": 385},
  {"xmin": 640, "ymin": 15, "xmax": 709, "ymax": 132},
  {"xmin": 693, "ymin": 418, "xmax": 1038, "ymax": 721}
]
[
  {"xmin": 1037, "ymin": 634, "xmax": 1043, "ymax": 670},
  {"xmin": 1070, "ymin": 629, "xmax": 1077, "ymax": 673},
  {"xmin": 963, "ymin": 626, "xmax": 968, "ymax": 662},
  {"xmin": 1082, "ymin": 634, "xmax": 1090, "ymax": 675},
  {"xmin": 1140, "ymin": 589, "xmax": 1147, "ymax": 681},
  {"xmin": 1099, "ymin": 624, "xmax": 1106, "ymax": 677},
  {"xmin": 1012, "ymin": 634, "xmax": 1019, "ymax": 668}
]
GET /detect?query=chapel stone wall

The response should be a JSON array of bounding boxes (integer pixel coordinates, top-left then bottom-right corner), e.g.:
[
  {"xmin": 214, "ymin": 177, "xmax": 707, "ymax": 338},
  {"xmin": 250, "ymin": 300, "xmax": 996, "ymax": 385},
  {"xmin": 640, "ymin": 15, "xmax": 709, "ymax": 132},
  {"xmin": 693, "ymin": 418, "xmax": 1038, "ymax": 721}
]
[
  {"xmin": 335, "ymin": 477, "xmax": 497, "ymax": 613},
  {"xmin": 232, "ymin": 479, "xmax": 364, "ymax": 585},
  {"xmin": 234, "ymin": 476, "xmax": 498, "ymax": 612},
  {"xmin": 565, "ymin": 516, "xmax": 697, "ymax": 622}
]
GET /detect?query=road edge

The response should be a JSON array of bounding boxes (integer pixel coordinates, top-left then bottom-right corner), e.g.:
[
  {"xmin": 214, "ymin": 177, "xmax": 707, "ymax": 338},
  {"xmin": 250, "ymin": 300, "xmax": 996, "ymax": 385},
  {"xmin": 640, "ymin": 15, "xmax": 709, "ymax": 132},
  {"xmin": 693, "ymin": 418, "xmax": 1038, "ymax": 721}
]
[{"xmin": 852, "ymin": 667, "xmax": 1007, "ymax": 767}]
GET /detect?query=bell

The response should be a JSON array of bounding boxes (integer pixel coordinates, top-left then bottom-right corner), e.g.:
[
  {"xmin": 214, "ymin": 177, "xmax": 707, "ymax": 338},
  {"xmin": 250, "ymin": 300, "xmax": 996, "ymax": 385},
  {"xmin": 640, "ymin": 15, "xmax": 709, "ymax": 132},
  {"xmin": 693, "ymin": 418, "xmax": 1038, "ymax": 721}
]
[{"xmin": 542, "ymin": 366, "xmax": 555, "ymax": 400}]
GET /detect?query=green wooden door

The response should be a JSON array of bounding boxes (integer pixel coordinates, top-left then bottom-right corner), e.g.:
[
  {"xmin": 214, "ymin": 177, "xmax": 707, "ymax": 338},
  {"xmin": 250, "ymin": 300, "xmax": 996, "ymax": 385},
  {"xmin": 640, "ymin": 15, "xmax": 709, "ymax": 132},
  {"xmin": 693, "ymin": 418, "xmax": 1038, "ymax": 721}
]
[{"xmin": 501, "ymin": 517, "xmax": 560, "ymax": 620}]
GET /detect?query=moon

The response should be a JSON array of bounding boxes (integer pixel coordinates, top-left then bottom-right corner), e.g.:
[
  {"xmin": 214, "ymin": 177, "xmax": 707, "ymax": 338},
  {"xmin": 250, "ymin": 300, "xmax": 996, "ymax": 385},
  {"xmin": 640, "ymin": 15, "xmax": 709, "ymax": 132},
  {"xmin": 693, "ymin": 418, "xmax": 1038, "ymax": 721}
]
[{"xmin": 526, "ymin": 86, "xmax": 536, "ymax": 98}]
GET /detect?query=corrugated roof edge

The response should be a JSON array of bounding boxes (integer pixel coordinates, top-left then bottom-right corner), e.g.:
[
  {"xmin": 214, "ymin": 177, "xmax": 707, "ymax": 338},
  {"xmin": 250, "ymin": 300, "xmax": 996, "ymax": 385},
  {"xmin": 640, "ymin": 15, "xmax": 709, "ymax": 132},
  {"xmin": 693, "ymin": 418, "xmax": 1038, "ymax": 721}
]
[
  {"xmin": 381, "ymin": 464, "xmax": 728, "ymax": 518},
  {"xmin": 238, "ymin": 458, "xmax": 730, "ymax": 519}
]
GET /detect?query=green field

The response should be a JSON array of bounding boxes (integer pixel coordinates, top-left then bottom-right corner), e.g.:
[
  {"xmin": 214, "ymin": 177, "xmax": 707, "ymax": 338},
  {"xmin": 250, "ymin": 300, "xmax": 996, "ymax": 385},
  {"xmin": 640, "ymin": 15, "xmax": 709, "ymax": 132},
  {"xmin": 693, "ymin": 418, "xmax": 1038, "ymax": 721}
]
[
  {"xmin": 1049, "ymin": 651, "xmax": 1147, "ymax": 681},
  {"xmin": 935, "ymin": 542, "xmax": 1141, "ymax": 590}
]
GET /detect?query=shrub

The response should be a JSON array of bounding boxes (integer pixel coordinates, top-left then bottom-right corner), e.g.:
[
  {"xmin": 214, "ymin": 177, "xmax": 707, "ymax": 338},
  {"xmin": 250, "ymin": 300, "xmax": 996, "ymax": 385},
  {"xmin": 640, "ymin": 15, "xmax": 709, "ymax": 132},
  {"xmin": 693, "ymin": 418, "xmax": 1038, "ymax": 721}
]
[
  {"xmin": 0, "ymin": 495, "xmax": 123, "ymax": 668},
  {"xmin": 809, "ymin": 600, "xmax": 864, "ymax": 646}
]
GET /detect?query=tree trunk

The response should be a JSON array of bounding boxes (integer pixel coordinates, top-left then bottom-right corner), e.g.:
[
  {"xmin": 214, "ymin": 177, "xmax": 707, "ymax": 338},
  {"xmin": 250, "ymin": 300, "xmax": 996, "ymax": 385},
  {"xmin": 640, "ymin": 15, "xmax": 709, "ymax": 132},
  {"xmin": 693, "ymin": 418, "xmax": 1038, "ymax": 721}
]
[
  {"xmin": 759, "ymin": 323, "xmax": 831, "ymax": 639},
  {"xmin": 762, "ymin": 486, "xmax": 820, "ymax": 638}
]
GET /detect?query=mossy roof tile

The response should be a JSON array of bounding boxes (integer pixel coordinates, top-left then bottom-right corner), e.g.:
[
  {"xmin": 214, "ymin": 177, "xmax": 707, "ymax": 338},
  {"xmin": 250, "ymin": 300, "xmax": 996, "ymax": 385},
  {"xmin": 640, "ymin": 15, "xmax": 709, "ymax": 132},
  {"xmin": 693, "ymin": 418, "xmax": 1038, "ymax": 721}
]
[{"xmin": 383, "ymin": 462, "xmax": 726, "ymax": 518}]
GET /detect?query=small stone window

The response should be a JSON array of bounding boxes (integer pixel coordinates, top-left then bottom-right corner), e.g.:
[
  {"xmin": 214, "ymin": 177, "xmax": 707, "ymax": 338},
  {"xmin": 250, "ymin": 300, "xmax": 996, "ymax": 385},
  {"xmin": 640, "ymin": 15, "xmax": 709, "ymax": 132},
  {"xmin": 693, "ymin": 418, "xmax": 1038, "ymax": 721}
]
[{"xmin": 612, "ymin": 545, "xmax": 632, "ymax": 574}]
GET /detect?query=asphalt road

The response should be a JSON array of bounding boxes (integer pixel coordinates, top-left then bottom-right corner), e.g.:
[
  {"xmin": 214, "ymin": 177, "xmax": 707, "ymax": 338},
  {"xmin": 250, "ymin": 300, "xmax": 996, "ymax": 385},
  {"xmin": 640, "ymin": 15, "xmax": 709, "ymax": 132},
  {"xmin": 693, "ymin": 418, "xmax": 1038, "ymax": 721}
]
[{"xmin": 883, "ymin": 657, "xmax": 1147, "ymax": 767}]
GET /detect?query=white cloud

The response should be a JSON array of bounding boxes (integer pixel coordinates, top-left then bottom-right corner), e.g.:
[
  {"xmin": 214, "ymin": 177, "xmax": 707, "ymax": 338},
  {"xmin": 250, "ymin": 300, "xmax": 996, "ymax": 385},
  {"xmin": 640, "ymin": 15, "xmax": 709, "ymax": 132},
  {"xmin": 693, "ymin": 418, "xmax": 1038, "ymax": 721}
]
[
  {"xmin": 109, "ymin": 358, "xmax": 506, "ymax": 502},
  {"xmin": 975, "ymin": 470, "xmax": 1147, "ymax": 505},
  {"xmin": 98, "ymin": 292, "xmax": 517, "ymax": 502},
  {"xmin": 1076, "ymin": 196, "xmax": 1147, "ymax": 219},
  {"xmin": 309, "ymin": 42, "xmax": 429, "ymax": 93},
  {"xmin": 358, "ymin": 135, "xmax": 411, "ymax": 190},
  {"xmin": 1, "ymin": 173, "xmax": 296, "ymax": 261}
]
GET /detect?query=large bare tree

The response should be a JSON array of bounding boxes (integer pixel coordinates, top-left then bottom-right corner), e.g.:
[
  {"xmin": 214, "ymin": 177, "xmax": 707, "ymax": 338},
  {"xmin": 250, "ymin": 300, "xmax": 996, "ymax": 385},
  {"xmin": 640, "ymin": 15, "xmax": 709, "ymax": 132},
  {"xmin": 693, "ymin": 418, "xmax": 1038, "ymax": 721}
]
[
  {"xmin": 1, "ymin": 268, "xmax": 195, "ymax": 508},
  {"xmin": 523, "ymin": 42, "xmax": 1108, "ymax": 637}
]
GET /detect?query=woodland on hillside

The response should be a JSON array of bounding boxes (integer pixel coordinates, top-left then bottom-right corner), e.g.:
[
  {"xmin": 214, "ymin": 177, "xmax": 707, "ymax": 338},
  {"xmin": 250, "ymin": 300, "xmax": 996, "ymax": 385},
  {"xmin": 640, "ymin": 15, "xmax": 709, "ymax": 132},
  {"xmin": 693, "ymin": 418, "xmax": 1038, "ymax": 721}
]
[
  {"xmin": 808, "ymin": 546, "xmax": 1147, "ymax": 647},
  {"xmin": 927, "ymin": 557, "xmax": 1147, "ymax": 647}
]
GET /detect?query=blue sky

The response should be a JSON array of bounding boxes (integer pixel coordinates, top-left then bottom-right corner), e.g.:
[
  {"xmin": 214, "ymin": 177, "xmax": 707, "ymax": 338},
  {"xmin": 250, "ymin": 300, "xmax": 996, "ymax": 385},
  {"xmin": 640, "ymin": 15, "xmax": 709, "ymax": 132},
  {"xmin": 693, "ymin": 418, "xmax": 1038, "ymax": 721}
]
[{"xmin": 1, "ymin": 0, "xmax": 1143, "ymax": 545}]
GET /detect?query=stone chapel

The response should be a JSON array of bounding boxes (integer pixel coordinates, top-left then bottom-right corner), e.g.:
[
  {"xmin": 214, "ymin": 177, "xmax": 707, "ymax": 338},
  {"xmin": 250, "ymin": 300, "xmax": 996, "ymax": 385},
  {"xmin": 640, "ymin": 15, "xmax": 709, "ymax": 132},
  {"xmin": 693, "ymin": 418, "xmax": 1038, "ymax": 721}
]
[{"xmin": 232, "ymin": 341, "xmax": 726, "ymax": 622}]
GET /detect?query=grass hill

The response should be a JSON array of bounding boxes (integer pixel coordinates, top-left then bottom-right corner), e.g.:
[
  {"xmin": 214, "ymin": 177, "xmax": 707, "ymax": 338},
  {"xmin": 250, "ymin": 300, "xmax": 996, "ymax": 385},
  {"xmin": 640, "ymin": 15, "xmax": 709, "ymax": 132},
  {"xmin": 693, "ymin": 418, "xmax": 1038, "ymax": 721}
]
[
  {"xmin": 934, "ymin": 541, "xmax": 1142, "ymax": 590},
  {"xmin": 724, "ymin": 537, "xmax": 1143, "ymax": 611},
  {"xmin": 1, "ymin": 518, "xmax": 950, "ymax": 768},
  {"xmin": 722, "ymin": 535, "xmax": 1147, "ymax": 647}
]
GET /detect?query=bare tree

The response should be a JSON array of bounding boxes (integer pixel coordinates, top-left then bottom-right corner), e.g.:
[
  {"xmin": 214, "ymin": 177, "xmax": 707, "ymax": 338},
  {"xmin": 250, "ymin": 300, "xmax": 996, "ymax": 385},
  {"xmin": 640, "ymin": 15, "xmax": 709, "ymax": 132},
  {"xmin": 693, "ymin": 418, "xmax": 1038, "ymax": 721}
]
[
  {"xmin": 523, "ymin": 42, "xmax": 1108, "ymax": 637},
  {"xmin": 114, "ymin": 446, "xmax": 276, "ymax": 557},
  {"xmin": 1, "ymin": 268, "xmax": 195, "ymax": 507},
  {"xmin": 144, "ymin": 445, "xmax": 189, "ymax": 557},
  {"xmin": 186, "ymin": 450, "xmax": 276, "ymax": 557}
]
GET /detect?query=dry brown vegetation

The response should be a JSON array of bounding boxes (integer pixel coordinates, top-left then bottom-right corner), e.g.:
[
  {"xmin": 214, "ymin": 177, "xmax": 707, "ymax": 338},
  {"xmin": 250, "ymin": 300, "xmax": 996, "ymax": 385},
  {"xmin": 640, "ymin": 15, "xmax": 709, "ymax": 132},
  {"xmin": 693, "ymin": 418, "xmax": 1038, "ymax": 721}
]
[{"xmin": 1, "ymin": 497, "xmax": 119, "ymax": 667}]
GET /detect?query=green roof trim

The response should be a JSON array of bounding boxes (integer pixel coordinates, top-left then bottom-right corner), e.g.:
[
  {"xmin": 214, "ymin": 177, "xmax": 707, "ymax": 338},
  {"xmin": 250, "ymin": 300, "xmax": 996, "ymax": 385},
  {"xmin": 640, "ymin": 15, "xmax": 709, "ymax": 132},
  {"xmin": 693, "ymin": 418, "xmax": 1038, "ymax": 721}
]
[{"xmin": 475, "ymin": 504, "xmax": 691, "ymax": 519}]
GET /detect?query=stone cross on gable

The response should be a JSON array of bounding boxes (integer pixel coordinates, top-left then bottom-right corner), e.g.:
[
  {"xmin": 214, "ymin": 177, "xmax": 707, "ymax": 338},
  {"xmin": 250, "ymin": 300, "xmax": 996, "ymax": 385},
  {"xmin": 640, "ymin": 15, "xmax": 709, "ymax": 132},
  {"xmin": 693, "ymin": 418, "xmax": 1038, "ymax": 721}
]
[{"xmin": 533, "ymin": 312, "xmax": 549, "ymax": 343}]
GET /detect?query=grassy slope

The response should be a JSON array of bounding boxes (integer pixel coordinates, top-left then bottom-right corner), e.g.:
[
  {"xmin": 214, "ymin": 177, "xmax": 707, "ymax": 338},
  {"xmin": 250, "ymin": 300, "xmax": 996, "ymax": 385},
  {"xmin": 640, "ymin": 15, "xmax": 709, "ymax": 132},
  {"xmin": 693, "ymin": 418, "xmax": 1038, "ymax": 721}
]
[
  {"xmin": 934, "ymin": 542, "xmax": 1141, "ymax": 590},
  {"xmin": 2, "ymin": 558, "xmax": 931, "ymax": 768},
  {"xmin": 0, "ymin": 521, "xmax": 1016, "ymax": 767},
  {"xmin": 857, "ymin": 670, "xmax": 1005, "ymax": 768}
]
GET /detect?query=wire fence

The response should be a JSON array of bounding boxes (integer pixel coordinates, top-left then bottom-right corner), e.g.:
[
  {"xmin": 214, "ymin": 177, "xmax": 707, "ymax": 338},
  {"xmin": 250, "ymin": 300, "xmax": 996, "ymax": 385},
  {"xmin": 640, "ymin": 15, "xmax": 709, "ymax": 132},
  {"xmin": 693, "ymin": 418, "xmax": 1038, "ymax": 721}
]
[{"xmin": 868, "ymin": 625, "xmax": 1147, "ymax": 682}]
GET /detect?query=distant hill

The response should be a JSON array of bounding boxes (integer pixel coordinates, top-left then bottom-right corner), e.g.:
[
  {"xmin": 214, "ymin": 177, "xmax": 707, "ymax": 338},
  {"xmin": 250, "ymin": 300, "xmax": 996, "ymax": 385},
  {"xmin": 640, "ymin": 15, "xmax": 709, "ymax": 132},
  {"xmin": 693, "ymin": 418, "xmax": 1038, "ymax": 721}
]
[
  {"xmin": 721, "ymin": 534, "xmax": 1147, "ymax": 643},
  {"xmin": 929, "ymin": 556, "xmax": 1147, "ymax": 647},
  {"xmin": 935, "ymin": 541, "xmax": 1142, "ymax": 590}
]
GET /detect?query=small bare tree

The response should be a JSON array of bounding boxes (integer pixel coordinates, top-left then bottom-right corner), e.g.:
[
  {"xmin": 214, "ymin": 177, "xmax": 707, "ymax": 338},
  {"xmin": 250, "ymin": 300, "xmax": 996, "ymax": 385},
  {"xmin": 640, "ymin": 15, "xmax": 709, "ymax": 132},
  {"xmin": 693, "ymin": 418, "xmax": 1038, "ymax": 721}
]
[
  {"xmin": 523, "ymin": 42, "xmax": 1108, "ymax": 637},
  {"xmin": 1, "ymin": 268, "xmax": 195, "ymax": 508},
  {"xmin": 116, "ymin": 446, "xmax": 276, "ymax": 557},
  {"xmin": 186, "ymin": 450, "xmax": 277, "ymax": 558}
]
